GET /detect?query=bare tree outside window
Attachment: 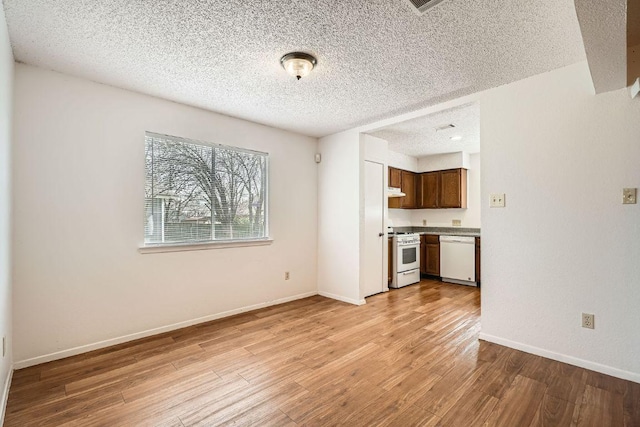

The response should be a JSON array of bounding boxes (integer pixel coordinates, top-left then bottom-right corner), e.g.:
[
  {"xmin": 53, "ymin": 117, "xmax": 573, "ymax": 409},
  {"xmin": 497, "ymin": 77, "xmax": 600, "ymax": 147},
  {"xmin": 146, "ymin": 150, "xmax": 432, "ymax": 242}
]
[{"xmin": 144, "ymin": 133, "xmax": 268, "ymax": 244}]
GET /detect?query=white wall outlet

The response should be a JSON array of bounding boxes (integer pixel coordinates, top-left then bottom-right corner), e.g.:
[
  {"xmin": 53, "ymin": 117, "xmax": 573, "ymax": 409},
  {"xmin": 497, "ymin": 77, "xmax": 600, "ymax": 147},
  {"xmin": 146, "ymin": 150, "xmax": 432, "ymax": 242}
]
[
  {"xmin": 490, "ymin": 193, "xmax": 506, "ymax": 207},
  {"xmin": 582, "ymin": 313, "xmax": 595, "ymax": 329},
  {"xmin": 452, "ymin": 219, "xmax": 461, "ymax": 226},
  {"xmin": 623, "ymin": 188, "xmax": 637, "ymax": 204},
  {"xmin": 422, "ymin": 219, "xmax": 427, "ymax": 226},
  {"xmin": 285, "ymin": 272, "xmax": 290, "ymax": 280}
]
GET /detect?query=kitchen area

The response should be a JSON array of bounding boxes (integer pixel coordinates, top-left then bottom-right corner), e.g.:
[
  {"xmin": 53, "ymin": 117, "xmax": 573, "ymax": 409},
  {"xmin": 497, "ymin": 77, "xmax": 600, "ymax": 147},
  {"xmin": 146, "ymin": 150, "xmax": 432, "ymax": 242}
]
[{"xmin": 366, "ymin": 102, "xmax": 481, "ymax": 295}]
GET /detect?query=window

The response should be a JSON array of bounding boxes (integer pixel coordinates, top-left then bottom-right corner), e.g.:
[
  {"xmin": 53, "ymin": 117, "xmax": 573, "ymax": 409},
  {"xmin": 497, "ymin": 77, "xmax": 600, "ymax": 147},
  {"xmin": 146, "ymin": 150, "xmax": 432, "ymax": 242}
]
[{"xmin": 144, "ymin": 132, "xmax": 268, "ymax": 246}]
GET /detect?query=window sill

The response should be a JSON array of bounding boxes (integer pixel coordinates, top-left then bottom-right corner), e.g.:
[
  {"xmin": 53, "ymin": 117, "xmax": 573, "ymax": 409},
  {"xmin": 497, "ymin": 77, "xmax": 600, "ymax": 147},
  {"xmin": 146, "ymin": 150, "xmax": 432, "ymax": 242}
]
[{"xmin": 138, "ymin": 238, "xmax": 273, "ymax": 254}]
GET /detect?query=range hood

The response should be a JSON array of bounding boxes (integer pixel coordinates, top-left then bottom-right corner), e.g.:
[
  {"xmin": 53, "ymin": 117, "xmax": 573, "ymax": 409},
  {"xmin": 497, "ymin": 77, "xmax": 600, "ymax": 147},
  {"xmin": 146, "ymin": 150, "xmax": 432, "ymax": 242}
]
[{"xmin": 388, "ymin": 187, "xmax": 406, "ymax": 198}]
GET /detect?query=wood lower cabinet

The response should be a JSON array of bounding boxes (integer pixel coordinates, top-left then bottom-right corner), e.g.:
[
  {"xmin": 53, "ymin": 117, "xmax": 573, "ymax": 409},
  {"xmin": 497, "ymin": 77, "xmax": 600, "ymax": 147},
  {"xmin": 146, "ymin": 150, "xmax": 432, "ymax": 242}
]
[
  {"xmin": 475, "ymin": 237, "xmax": 481, "ymax": 284},
  {"xmin": 420, "ymin": 234, "xmax": 440, "ymax": 276}
]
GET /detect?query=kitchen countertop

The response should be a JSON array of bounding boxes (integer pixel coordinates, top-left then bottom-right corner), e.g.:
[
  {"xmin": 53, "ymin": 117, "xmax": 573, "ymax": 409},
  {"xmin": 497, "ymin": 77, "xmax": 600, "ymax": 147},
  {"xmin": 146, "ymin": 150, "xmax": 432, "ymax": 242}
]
[{"xmin": 391, "ymin": 227, "xmax": 481, "ymax": 237}]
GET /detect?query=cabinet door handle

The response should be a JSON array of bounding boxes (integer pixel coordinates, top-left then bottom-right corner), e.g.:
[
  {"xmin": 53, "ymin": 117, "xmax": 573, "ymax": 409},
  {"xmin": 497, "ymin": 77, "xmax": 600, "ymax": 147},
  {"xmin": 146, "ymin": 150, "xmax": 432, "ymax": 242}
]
[{"xmin": 378, "ymin": 233, "xmax": 384, "ymax": 237}]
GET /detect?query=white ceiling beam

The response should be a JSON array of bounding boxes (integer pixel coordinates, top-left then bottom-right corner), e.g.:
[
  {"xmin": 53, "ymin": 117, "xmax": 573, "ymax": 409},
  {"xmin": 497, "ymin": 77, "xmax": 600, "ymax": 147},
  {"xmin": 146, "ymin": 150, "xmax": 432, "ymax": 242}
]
[{"xmin": 574, "ymin": 0, "xmax": 627, "ymax": 93}]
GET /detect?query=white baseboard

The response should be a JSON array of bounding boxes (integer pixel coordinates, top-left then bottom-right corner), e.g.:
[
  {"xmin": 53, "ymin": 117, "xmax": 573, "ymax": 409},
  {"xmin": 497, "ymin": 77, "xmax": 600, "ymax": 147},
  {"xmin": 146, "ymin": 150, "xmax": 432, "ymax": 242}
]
[
  {"xmin": 14, "ymin": 291, "xmax": 317, "ymax": 370},
  {"xmin": 0, "ymin": 367, "xmax": 13, "ymax": 425},
  {"xmin": 479, "ymin": 332, "xmax": 640, "ymax": 384},
  {"xmin": 317, "ymin": 291, "xmax": 366, "ymax": 306}
]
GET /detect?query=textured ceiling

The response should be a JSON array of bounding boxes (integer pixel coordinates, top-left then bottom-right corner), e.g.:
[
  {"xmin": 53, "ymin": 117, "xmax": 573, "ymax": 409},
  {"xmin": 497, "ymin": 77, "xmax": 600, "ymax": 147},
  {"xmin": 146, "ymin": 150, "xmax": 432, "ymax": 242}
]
[
  {"xmin": 3, "ymin": 0, "xmax": 586, "ymax": 137},
  {"xmin": 367, "ymin": 103, "xmax": 479, "ymax": 157},
  {"xmin": 574, "ymin": 0, "xmax": 627, "ymax": 93}
]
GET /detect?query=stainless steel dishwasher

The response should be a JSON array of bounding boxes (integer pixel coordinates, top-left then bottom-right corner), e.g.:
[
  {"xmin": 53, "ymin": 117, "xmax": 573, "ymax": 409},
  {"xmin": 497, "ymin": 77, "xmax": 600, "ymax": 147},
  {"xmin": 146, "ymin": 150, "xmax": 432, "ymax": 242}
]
[{"xmin": 439, "ymin": 235, "xmax": 476, "ymax": 286}]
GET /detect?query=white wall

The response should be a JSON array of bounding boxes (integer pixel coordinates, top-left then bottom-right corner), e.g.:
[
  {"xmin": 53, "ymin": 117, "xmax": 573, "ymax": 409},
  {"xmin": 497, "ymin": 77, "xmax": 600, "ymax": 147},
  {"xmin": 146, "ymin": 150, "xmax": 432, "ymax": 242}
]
[
  {"xmin": 387, "ymin": 150, "xmax": 418, "ymax": 173},
  {"xmin": 480, "ymin": 61, "xmax": 640, "ymax": 382},
  {"xmin": 12, "ymin": 64, "xmax": 319, "ymax": 365},
  {"xmin": 417, "ymin": 152, "xmax": 470, "ymax": 172},
  {"xmin": 0, "ymin": 5, "xmax": 13, "ymax": 418},
  {"xmin": 317, "ymin": 130, "xmax": 362, "ymax": 304}
]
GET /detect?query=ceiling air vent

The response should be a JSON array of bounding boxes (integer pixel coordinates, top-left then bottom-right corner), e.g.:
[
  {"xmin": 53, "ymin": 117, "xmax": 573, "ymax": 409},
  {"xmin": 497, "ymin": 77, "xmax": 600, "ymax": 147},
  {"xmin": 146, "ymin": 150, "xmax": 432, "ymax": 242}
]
[{"xmin": 405, "ymin": 0, "xmax": 447, "ymax": 15}]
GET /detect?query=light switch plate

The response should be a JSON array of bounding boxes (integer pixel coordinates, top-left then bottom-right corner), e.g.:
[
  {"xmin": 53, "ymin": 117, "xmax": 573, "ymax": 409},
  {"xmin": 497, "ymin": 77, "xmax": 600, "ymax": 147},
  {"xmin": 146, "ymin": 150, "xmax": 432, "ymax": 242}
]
[
  {"xmin": 623, "ymin": 188, "xmax": 637, "ymax": 204},
  {"xmin": 490, "ymin": 193, "xmax": 506, "ymax": 208}
]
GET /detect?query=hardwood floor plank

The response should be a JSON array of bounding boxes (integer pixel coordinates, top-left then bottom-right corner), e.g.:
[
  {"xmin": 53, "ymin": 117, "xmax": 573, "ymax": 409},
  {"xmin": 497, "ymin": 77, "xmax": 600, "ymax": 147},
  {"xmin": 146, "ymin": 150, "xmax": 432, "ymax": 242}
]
[
  {"xmin": 384, "ymin": 404, "xmax": 441, "ymax": 427},
  {"xmin": 472, "ymin": 347, "xmax": 529, "ymax": 399},
  {"xmin": 121, "ymin": 363, "xmax": 219, "ymax": 403},
  {"xmin": 347, "ymin": 368, "xmax": 442, "ymax": 427},
  {"xmin": 483, "ymin": 374, "xmax": 547, "ymax": 426},
  {"xmin": 623, "ymin": 381, "xmax": 640, "ymax": 427},
  {"xmin": 5, "ymin": 279, "xmax": 636, "ymax": 426},
  {"xmin": 437, "ymin": 388, "xmax": 498, "ymax": 427},
  {"xmin": 412, "ymin": 359, "xmax": 487, "ymax": 417},
  {"xmin": 180, "ymin": 380, "xmax": 307, "ymax": 426},
  {"xmin": 529, "ymin": 394, "xmax": 575, "ymax": 427},
  {"xmin": 574, "ymin": 384, "xmax": 625, "ymax": 427},
  {"xmin": 282, "ymin": 377, "xmax": 384, "ymax": 425},
  {"xmin": 63, "ymin": 374, "xmax": 250, "ymax": 427}
]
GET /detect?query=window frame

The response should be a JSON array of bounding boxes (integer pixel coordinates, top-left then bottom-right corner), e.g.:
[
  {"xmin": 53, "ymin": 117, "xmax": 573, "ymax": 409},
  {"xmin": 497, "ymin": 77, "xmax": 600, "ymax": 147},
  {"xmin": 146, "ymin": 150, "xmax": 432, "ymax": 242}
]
[{"xmin": 140, "ymin": 132, "xmax": 271, "ymax": 253}]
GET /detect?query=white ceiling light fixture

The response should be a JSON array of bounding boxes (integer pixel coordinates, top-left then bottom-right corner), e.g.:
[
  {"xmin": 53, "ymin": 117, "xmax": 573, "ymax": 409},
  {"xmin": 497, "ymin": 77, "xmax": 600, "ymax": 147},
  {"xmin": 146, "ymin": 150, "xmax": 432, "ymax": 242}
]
[
  {"xmin": 280, "ymin": 52, "xmax": 317, "ymax": 80},
  {"xmin": 450, "ymin": 135, "xmax": 463, "ymax": 141}
]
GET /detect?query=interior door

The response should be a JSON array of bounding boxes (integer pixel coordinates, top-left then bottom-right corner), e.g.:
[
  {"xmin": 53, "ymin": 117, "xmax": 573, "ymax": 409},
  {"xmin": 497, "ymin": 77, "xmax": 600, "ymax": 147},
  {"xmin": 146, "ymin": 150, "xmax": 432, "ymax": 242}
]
[{"xmin": 363, "ymin": 160, "xmax": 385, "ymax": 298}]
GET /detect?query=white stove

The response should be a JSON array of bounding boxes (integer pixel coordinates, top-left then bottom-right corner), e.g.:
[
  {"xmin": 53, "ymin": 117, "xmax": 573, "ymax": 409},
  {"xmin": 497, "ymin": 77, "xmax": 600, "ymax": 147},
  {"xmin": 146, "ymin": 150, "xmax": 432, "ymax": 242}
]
[{"xmin": 390, "ymin": 233, "xmax": 421, "ymax": 288}]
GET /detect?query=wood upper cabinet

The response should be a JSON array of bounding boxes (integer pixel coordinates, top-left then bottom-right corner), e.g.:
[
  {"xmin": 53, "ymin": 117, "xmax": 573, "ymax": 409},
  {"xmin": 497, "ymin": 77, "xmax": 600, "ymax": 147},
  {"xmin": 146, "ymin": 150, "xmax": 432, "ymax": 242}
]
[
  {"xmin": 388, "ymin": 167, "xmax": 417, "ymax": 209},
  {"xmin": 420, "ymin": 235, "xmax": 440, "ymax": 276},
  {"xmin": 389, "ymin": 167, "xmax": 402, "ymax": 189},
  {"xmin": 389, "ymin": 167, "xmax": 466, "ymax": 210},
  {"xmin": 400, "ymin": 170, "xmax": 417, "ymax": 208},
  {"xmin": 439, "ymin": 169, "xmax": 467, "ymax": 208},
  {"xmin": 418, "ymin": 171, "xmax": 440, "ymax": 208}
]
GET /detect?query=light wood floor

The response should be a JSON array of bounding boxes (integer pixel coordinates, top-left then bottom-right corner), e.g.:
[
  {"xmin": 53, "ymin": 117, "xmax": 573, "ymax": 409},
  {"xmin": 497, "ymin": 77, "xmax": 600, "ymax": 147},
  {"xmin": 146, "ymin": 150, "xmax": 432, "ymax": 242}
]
[{"xmin": 5, "ymin": 279, "xmax": 639, "ymax": 426}]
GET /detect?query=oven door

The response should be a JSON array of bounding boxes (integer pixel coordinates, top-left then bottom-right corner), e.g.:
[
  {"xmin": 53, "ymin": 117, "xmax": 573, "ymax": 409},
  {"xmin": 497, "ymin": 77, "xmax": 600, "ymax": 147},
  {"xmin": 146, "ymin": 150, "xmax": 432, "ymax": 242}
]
[{"xmin": 396, "ymin": 243, "xmax": 419, "ymax": 272}]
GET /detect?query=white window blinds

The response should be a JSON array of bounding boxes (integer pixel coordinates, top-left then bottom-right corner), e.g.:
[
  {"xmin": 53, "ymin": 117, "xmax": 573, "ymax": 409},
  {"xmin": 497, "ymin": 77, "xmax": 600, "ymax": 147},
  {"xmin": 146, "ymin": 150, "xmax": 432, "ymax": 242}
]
[{"xmin": 144, "ymin": 132, "xmax": 268, "ymax": 245}]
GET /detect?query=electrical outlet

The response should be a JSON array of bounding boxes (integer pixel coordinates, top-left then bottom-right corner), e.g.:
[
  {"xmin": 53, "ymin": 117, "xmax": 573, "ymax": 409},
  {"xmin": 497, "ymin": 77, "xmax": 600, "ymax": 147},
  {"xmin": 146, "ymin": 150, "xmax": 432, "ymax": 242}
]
[
  {"xmin": 285, "ymin": 272, "xmax": 290, "ymax": 280},
  {"xmin": 422, "ymin": 219, "xmax": 427, "ymax": 226},
  {"xmin": 582, "ymin": 313, "xmax": 595, "ymax": 329},
  {"xmin": 452, "ymin": 219, "xmax": 461, "ymax": 226},
  {"xmin": 490, "ymin": 193, "xmax": 506, "ymax": 208}
]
